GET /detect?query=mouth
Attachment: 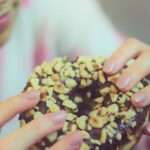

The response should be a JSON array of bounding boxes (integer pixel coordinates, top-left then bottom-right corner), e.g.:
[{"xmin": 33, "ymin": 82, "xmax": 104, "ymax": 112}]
[
  {"xmin": 0, "ymin": 0, "xmax": 19, "ymax": 33},
  {"xmin": 0, "ymin": 11, "xmax": 11, "ymax": 33}
]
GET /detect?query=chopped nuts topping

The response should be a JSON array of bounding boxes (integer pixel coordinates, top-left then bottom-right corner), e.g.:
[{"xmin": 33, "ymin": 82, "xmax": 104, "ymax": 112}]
[
  {"xmin": 22, "ymin": 56, "xmax": 149, "ymax": 149},
  {"xmin": 62, "ymin": 99, "xmax": 77, "ymax": 109},
  {"xmin": 65, "ymin": 78, "xmax": 77, "ymax": 89},
  {"xmin": 76, "ymin": 116, "xmax": 87, "ymax": 130},
  {"xmin": 99, "ymin": 87, "xmax": 111, "ymax": 96},
  {"xmin": 74, "ymin": 96, "xmax": 83, "ymax": 103},
  {"xmin": 98, "ymin": 71, "xmax": 106, "ymax": 83},
  {"xmin": 47, "ymin": 132, "xmax": 57, "ymax": 142},
  {"xmin": 100, "ymin": 128, "xmax": 107, "ymax": 143},
  {"xmin": 116, "ymin": 132, "xmax": 122, "ymax": 141},
  {"xmin": 80, "ymin": 143, "xmax": 90, "ymax": 150}
]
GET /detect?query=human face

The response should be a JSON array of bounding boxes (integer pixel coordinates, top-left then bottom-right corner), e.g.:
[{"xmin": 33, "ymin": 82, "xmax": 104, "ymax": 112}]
[{"xmin": 0, "ymin": 0, "xmax": 20, "ymax": 46}]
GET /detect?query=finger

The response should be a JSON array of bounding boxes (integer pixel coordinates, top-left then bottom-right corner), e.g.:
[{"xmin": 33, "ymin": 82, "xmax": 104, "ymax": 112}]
[
  {"xmin": 131, "ymin": 85, "xmax": 150, "ymax": 108},
  {"xmin": 116, "ymin": 51, "xmax": 150, "ymax": 91},
  {"xmin": 103, "ymin": 38, "xmax": 149, "ymax": 74},
  {"xmin": 0, "ymin": 90, "xmax": 40, "ymax": 127},
  {"xmin": 0, "ymin": 111, "xmax": 67, "ymax": 150},
  {"xmin": 144, "ymin": 123, "xmax": 150, "ymax": 136},
  {"xmin": 49, "ymin": 131, "xmax": 83, "ymax": 150}
]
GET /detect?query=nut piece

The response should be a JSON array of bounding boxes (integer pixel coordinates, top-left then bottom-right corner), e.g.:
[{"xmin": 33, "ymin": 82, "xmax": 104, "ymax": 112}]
[
  {"xmin": 52, "ymin": 73, "xmax": 60, "ymax": 81},
  {"xmin": 34, "ymin": 111, "xmax": 43, "ymax": 119},
  {"xmin": 80, "ymin": 143, "xmax": 90, "ymax": 150},
  {"xmin": 98, "ymin": 71, "xmax": 106, "ymax": 83},
  {"xmin": 62, "ymin": 121, "xmax": 68, "ymax": 132},
  {"xmin": 116, "ymin": 132, "xmax": 122, "ymax": 141},
  {"xmin": 71, "ymin": 124, "xmax": 77, "ymax": 131},
  {"xmin": 74, "ymin": 96, "xmax": 83, "ymax": 103},
  {"xmin": 101, "ymin": 107, "xmax": 108, "ymax": 116},
  {"xmin": 94, "ymin": 97, "xmax": 104, "ymax": 103},
  {"xmin": 93, "ymin": 72, "xmax": 98, "ymax": 80},
  {"xmin": 54, "ymin": 62, "xmax": 63, "ymax": 72},
  {"xmin": 110, "ymin": 93, "xmax": 118, "ymax": 102},
  {"xmin": 99, "ymin": 87, "xmax": 111, "ymax": 96},
  {"xmin": 54, "ymin": 82, "xmax": 69, "ymax": 94},
  {"xmin": 100, "ymin": 128, "xmax": 107, "ymax": 144},
  {"xmin": 108, "ymin": 104, "xmax": 119, "ymax": 113},
  {"xmin": 89, "ymin": 116, "xmax": 107, "ymax": 128},
  {"xmin": 80, "ymin": 70, "xmax": 89, "ymax": 78},
  {"xmin": 91, "ymin": 139, "xmax": 101, "ymax": 145},
  {"xmin": 49, "ymin": 103, "xmax": 60, "ymax": 112},
  {"xmin": 108, "ymin": 74, "xmax": 119, "ymax": 84},
  {"xmin": 111, "ymin": 85, "xmax": 118, "ymax": 93},
  {"xmin": 58, "ymin": 94, "xmax": 69, "ymax": 101},
  {"xmin": 42, "ymin": 77, "xmax": 55, "ymax": 86},
  {"xmin": 20, "ymin": 119, "xmax": 26, "ymax": 127},
  {"xmin": 47, "ymin": 132, "xmax": 57, "ymax": 142},
  {"xmin": 67, "ymin": 113, "xmax": 77, "ymax": 121},
  {"xmin": 30, "ymin": 77, "xmax": 40, "ymax": 89},
  {"xmin": 76, "ymin": 116, "xmax": 87, "ymax": 130},
  {"xmin": 80, "ymin": 79, "xmax": 87, "ymax": 88},
  {"xmin": 62, "ymin": 99, "xmax": 77, "ymax": 109},
  {"xmin": 82, "ymin": 130, "xmax": 90, "ymax": 139},
  {"xmin": 65, "ymin": 78, "xmax": 77, "ymax": 89}
]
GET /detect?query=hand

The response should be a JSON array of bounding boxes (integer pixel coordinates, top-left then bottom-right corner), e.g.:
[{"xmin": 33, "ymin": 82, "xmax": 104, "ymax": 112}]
[
  {"xmin": 0, "ymin": 90, "xmax": 83, "ymax": 150},
  {"xmin": 103, "ymin": 38, "xmax": 150, "ymax": 134}
]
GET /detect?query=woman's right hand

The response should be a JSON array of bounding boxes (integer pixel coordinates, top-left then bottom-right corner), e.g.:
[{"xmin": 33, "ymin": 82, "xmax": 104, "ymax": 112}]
[{"xmin": 0, "ymin": 90, "xmax": 83, "ymax": 150}]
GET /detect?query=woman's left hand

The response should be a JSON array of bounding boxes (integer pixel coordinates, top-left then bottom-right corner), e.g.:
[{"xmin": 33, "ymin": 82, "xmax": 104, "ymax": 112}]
[{"xmin": 103, "ymin": 38, "xmax": 150, "ymax": 134}]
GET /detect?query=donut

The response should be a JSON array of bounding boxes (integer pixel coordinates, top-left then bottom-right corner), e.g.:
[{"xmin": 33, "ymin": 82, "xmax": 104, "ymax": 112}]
[{"xmin": 19, "ymin": 56, "xmax": 150, "ymax": 150}]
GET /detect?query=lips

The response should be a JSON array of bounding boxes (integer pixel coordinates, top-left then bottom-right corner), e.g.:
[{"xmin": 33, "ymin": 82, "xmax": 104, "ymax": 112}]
[{"xmin": 0, "ymin": 12, "xmax": 11, "ymax": 32}]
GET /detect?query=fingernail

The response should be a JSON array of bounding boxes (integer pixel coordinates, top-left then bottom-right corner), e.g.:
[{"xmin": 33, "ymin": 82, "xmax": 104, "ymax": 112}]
[
  {"xmin": 132, "ymin": 93, "xmax": 146, "ymax": 104},
  {"xmin": 71, "ymin": 131, "xmax": 83, "ymax": 150},
  {"xmin": 104, "ymin": 62, "xmax": 117, "ymax": 73},
  {"xmin": 116, "ymin": 77, "xmax": 132, "ymax": 90},
  {"xmin": 51, "ymin": 111, "xmax": 67, "ymax": 124},
  {"xmin": 145, "ymin": 125, "xmax": 150, "ymax": 135},
  {"xmin": 147, "ymin": 126, "xmax": 150, "ymax": 135},
  {"xmin": 71, "ymin": 144, "xmax": 81, "ymax": 150},
  {"xmin": 23, "ymin": 90, "xmax": 40, "ymax": 101}
]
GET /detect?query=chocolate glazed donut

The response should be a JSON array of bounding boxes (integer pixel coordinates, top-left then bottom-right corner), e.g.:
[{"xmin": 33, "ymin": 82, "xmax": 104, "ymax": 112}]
[{"xmin": 19, "ymin": 56, "xmax": 150, "ymax": 150}]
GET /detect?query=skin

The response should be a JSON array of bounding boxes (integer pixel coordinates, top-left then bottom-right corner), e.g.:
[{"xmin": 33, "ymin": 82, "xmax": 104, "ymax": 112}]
[
  {"xmin": 0, "ymin": 0, "xmax": 150, "ymax": 149},
  {"xmin": 0, "ymin": 90, "xmax": 83, "ymax": 150},
  {"xmin": 103, "ymin": 38, "xmax": 150, "ymax": 134},
  {"xmin": 0, "ymin": 1, "xmax": 83, "ymax": 149},
  {"xmin": 0, "ymin": 0, "xmax": 19, "ymax": 46}
]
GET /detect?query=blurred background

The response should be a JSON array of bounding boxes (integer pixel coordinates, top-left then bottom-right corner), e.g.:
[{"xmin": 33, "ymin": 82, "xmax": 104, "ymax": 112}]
[{"xmin": 99, "ymin": 0, "xmax": 150, "ymax": 44}]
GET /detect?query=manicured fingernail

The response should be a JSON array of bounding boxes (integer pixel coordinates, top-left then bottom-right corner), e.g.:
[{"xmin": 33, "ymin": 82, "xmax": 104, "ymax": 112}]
[
  {"xmin": 132, "ymin": 94, "xmax": 146, "ymax": 104},
  {"xmin": 51, "ymin": 111, "xmax": 67, "ymax": 124},
  {"xmin": 147, "ymin": 126, "xmax": 150, "ymax": 135},
  {"xmin": 116, "ymin": 77, "xmax": 132, "ymax": 90},
  {"xmin": 23, "ymin": 90, "xmax": 40, "ymax": 101},
  {"xmin": 103, "ymin": 62, "xmax": 117, "ymax": 73},
  {"xmin": 145, "ymin": 125, "xmax": 150, "ymax": 135},
  {"xmin": 71, "ymin": 131, "xmax": 83, "ymax": 150}
]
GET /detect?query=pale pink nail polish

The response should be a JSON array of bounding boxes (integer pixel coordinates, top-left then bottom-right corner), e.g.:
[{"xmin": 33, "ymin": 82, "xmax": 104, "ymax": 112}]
[
  {"xmin": 104, "ymin": 62, "xmax": 117, "ymax": 73},
  {"xmin": 133, "ymin": 93, "xmax": 146, "ymax": 104},
  {"xmin": 116, "ymin": 77, "xmax": 132, "ymax": 89},
  {"xmin": 23, "ymin": 90, "xmax": 40, "ymax": 101},
  {"xmin": 70, "ymin": 131, "xmax": 83, "ymax": 150},
  {"xmin": 50, "ymin": 111, "xmax": 67, "ymax": 124}
]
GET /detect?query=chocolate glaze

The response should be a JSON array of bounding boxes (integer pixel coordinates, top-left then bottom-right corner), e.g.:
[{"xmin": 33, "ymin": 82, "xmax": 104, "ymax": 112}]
[{"xmin": 19, "ymin": 57, "xmax": 150, "ymax": 150}]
